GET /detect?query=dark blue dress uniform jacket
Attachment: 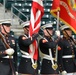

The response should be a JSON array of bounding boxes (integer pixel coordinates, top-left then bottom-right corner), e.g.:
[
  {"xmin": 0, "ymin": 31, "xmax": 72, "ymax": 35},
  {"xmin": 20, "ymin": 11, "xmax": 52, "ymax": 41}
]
[
  {"xmin": 18, "ymin": 34, "xmax": 38, "ymax": 74},
  {"xmin": 0, "ymin": 33, "xmax": 17, "ymax": 75},
  {"xmin": 39, "ymin": 36, "xmax": 59, "ymax": 74},
  {"xmin": 58, "ymin": 37, "xmax": 76, "ymax": 73}
]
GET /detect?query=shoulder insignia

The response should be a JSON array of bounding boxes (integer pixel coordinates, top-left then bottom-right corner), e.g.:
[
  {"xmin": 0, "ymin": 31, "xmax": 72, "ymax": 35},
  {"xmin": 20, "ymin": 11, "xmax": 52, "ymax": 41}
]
[
  {"xmin": 42, "ymin": 39, "xmax": 48, "ymax": 43},
  {"xmin": 22, "ymin": 36, "xmax": 26, "ymax": 40},
  {"xmin": 58, "ymin": 46, "xmax": 61, "ymax": 51}
]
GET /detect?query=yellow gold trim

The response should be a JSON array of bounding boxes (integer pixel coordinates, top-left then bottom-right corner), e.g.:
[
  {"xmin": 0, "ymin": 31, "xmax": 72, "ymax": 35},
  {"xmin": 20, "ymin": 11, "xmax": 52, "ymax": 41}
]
[
  {"xmin": 52, "ymin": 64, "xmax": 58, "ymax": 70},
  {"xmin": 51, "ymin": 7, "xmax": 60, "ymax": 12}
]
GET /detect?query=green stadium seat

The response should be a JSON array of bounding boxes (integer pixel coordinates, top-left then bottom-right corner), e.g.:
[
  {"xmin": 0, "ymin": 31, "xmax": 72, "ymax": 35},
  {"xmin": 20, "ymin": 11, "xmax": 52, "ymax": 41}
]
[
  {"xmin": 44, "ymin": 3, "xmax": 52, "ymax": 9},
  {"xmin": 46, "ymin": 0, "xmax": 53, "ymax": 4},
  {"xmin": 42, "ymin": 15, "xmax": 50, "ymax": 23},
  {"xmin": 44, "ymin": 8, "xmax": 51, "ymax": 15},
  {"xmin": 5, "ymin": 0, "xmax": 15, "ymax": 10},
  {"xmin": 26, "ymin": 0, "xmax": 32, "ymax": 4},
  {"xmin": 23, "ymin": 3, "xmax": 31, "ymax": 9},
  {"xmin": 50, "ymin": 16, "xmax": 56, "ymax": 21},
  {"xmin": 44, "ymin": 3, "xmax": 52, "ymax": 16},
  {"xmin": 0, "ymin": 0, "xmax": 3, "ymax": 4},
  {"xmin": 19, "ymin": 8, "xmax": 30, "ymax": 21},
  {"xmin": 41, "ymin": 21, "xmax": 46, "ymax": 25},
  {"xmin": 15, "ymin": 0, "xmax": 25, "ymax": 4}
]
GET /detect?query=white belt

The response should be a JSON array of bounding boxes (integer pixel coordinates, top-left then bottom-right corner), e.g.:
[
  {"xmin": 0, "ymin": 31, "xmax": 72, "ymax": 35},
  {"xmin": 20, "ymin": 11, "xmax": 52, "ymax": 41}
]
[
  {"xmin": 67, "ymin": 73, "xmax": 76, "ymax": 75},
  {"xmin": 40, "ymin": 50, "xmax": 55, "ymax": 60},
  {"xmin": 40, "ymin": 52, "xmax": 55, "ymax": 61},
  {"xmin": 43, "ymin": 56, "xmax": 55, "ymax": 61},
  {"xmin": 20, "ymin": 50, "xmax": 29, "ymax": 55},
  {"xmin": 62, "ymin": 55, "xmax": 75, "ymax": 58},
  {"xmin": 21, "ymin": 50, "xmax": 37, "ymax": 69},
  {"xmin": 2, "ymin": 56, "xmax": 13, "ymax": 59},
  {"xmin": 22, "ymin": 55, "xmax": 31, "ymax": 58},
  {"xmin": 21, "ymin": 50, "xmax": 31, "ymax": 58}
]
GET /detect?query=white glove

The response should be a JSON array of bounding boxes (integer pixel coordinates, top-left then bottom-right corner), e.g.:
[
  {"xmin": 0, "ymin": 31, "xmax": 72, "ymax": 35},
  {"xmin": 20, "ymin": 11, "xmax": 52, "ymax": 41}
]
[
  {"xmin": 55, "ymin": 30, "xmax": 60, "ymax": 37},
  {"xmin": 15, "ymin": 71, "xmax": 18, "ymax": 75},
  {"xmin": 61, "ymin": 70, "xmax": 67, "ymax": 75},
  {"xmin": 5, "ymin": 48, "xmax": 14, "ymax": 55}
]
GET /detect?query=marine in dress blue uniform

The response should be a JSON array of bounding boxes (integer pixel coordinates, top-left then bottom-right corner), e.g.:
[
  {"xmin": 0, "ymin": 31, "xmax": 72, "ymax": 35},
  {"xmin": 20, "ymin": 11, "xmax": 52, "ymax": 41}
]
[
  {"xmin": 0, "ymin": 19, "xmax": 17, "ymax": 75},
  {"xmin": 18, "ymin": 21, "xmax": 39, "ymax": 75},
  {"xmin": 39, "ymin": 23, "xmax": 60, "ymax": 75},
  {"xmin": 58, "ymin": 25, "xmax": 76, "ymax": 75}
]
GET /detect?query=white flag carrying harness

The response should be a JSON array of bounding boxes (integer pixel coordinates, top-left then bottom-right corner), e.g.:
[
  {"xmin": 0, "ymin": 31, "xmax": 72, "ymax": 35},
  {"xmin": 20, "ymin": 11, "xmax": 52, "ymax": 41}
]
[
  {"xmin": 39, "ymin": 37, "xmax": 58, "ymax": 70},
  {"xmin": 21, "ymin": 50, "xmax": 37, "ymax": 69},
  {"xmin": 21, "ymin": 35, "xmax": 37, "ymax": 69},
  {"xmin": 40, "ymin": 48, "xmax": 58, "ymax": 70}
]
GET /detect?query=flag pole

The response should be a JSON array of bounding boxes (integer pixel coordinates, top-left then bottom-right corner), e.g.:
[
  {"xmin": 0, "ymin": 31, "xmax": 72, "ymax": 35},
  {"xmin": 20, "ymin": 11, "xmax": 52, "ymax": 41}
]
[
  {"xmin": 57, "ymin": 11, "xmax": 60, "ymax": 30},
  {"xmin": 55, "ymin": 10, "xmax": 60, "ymax": 64}
]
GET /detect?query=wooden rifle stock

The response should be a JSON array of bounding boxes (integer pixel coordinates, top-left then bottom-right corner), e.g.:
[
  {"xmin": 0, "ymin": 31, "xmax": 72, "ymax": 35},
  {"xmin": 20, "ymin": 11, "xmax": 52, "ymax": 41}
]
[{"xmin": 0, "ymin": 32, "xmax": 10, "ymax": 49}]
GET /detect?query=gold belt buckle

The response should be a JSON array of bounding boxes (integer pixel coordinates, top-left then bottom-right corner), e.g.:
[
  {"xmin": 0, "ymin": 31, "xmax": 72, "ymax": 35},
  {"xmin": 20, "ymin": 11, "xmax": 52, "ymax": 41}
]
[
  {"xmin": 52, "ymin": 63, "xmax": 58, "ymax": 70},
  {"xmin": 32, "ymin": 63, "xmax": 37, "ymax": 69}
]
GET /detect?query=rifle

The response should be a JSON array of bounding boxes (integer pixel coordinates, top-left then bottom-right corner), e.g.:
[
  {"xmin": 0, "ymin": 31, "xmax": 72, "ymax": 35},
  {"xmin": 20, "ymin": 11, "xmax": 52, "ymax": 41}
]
[
  {"xmin": 0, "ymin": 32, "xmax": 16, "ymax": 75},
  {"xmin": 0, "ymin": 32, "xmax": 10, "ymax": 49}
]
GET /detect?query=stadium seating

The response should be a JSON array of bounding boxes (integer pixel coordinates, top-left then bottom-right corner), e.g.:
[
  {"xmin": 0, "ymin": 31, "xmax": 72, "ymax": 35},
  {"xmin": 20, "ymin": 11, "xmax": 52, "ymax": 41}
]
[
  {"xmin": 18, "ymin": 8, "xmax": 30, "ymax": 21},
  {"xmin": 42, "ymin": 15, "xmax": 51, "ymax": 23},
  {"xmin": 15, "ymin": 0, "xmax": 25, "ymax": 3},
  {"xmin": 1, "ymin": 0, "xmax": 54, "ymax": 25},
  {"xmin": 23, "ymin": 3, "xmax": 31, "ymax": 9},
  {"xmin": 46, "ymin": 0, "xmax": 53, "ymax": 4},
  {"xmin": 44, "ymin": 3, "xmax": 52, "ymax": 9},
  {"xmin": 11, "ymin": 1, "xmax": 31, "ymax": 21},
  {"xmin": 0, "ymin": 0, "xmax": 3, "ymax": 4},
  {"xmin": 26, "ymin": 0, "xmax": 32, "ymax": 4},
  {"xmin": 2, "ymin": 0, "xmax": 55, "ymax": 26},
  {"xmin": 10, "ymin": 0, "xmax": 54, "ymax": 25}
]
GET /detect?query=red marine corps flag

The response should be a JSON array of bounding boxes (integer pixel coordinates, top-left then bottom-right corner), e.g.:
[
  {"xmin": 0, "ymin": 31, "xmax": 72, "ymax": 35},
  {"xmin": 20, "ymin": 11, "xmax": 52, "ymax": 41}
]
[
  {"xmin": 29, "ymin": 0, "xmax": 44, "ymax": 69},
  {"xmin": 50, "ymin": 0, "xmax": 76, "ymax": 33},
  {"xmin": 51, "ymin": 0, "xmax": 60, "ymax": 12}
]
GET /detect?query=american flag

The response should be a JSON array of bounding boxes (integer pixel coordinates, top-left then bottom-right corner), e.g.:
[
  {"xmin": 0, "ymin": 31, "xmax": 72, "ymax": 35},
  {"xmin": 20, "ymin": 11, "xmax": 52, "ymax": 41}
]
[{"xmin": 29, "ymin": 0, "xmax": 44, "ymax": 60}]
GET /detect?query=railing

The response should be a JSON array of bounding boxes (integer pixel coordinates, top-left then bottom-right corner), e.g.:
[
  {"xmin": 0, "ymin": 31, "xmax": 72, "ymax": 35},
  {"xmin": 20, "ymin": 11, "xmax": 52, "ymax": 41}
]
[{"xmin": 11, "ymin": 4, "xmax": 29, "ymax": 23}]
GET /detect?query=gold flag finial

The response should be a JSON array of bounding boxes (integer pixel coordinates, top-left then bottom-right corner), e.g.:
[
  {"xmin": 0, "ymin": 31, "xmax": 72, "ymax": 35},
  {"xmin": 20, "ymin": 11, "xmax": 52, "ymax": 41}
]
[{"xmin": 72, "ymin": 0, "xmax": 76, "ymax": 9}]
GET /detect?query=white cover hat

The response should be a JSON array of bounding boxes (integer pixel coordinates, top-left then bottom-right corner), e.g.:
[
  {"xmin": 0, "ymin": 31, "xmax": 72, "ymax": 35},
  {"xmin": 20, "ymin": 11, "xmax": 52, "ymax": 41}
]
[
  {"xmin": 60, "ymin": 25, "xmax": 70, "ymax": 30},
  {"xmin": 21, "ymin": 21, "xmax": 30, "ymax": 28},
  {"xmin": 0, "ymin": 19, "xmax": 11, "ymax": 25},
  {"xmin": 41, "ymin": 23, "xmax": 53, "ymax": 29}
]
